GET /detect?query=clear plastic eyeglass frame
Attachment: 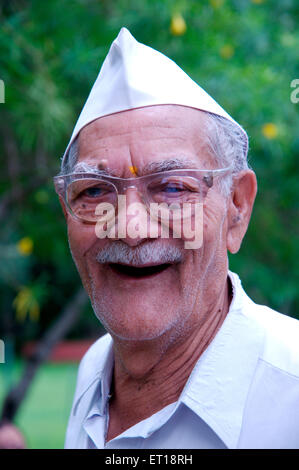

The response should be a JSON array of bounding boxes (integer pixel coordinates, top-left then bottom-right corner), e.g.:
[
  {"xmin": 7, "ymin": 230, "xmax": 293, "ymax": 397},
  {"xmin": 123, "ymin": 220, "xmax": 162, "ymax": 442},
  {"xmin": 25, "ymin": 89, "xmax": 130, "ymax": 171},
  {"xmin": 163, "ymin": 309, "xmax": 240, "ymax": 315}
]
[{"xmin": 53, "ymin": 166, "xmax": 232, "ymax": 224}]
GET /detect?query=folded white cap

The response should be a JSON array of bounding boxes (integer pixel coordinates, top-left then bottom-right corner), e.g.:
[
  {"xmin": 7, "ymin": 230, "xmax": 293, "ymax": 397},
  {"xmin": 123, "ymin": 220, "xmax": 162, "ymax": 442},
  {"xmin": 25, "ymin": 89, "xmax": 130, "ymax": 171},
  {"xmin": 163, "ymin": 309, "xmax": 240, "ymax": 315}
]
[{"xmin": 62, "ymin": 27, "xmax": 247, "ymax": 162}]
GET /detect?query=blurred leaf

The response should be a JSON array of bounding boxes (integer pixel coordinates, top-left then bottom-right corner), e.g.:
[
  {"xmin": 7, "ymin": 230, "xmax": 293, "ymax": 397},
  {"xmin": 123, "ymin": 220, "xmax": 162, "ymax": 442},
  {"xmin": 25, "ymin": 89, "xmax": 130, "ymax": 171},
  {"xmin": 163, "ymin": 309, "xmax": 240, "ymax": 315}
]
[{"xmin": 13, "ymin": 279, "xmax": 49, "ymax": 322}]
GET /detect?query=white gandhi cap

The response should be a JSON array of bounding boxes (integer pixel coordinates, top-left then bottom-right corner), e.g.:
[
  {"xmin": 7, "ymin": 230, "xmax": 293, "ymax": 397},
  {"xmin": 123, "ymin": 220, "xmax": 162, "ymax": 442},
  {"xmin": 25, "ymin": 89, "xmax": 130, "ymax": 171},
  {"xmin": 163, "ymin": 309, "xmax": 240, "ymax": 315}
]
[{"xmin": 62, "ymin": 27, "xmax": 248, "ymax": 163}]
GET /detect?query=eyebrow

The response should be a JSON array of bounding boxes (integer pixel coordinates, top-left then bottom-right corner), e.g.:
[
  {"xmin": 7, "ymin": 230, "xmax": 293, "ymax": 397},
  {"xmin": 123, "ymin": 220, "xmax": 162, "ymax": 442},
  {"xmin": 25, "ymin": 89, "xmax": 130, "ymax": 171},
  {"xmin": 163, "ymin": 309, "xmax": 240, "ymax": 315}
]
[
  {"xmin": 140, "ymin": 157, "xmax": 199, "ymax": 175},
  {"xmin": 73, "ymin": 162, "xmax": 116, "ymax": 176}
]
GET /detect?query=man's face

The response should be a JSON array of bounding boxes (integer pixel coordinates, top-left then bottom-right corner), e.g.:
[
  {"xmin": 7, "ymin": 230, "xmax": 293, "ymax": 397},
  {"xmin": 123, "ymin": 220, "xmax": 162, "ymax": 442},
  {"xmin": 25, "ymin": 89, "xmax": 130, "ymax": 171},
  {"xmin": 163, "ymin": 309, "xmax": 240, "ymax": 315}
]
[{"xmin": 64, "ymin": 106, "xmax": 238, "ymax": 342}]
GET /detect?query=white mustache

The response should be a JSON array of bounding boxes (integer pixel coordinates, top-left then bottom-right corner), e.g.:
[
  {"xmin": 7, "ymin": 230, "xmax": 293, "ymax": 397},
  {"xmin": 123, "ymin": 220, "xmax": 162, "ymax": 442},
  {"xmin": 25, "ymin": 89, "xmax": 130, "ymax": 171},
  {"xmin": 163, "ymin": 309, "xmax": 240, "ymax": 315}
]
[{"xmin": 96, "ymin": 241, "xmax": 183, "ymax": 267}]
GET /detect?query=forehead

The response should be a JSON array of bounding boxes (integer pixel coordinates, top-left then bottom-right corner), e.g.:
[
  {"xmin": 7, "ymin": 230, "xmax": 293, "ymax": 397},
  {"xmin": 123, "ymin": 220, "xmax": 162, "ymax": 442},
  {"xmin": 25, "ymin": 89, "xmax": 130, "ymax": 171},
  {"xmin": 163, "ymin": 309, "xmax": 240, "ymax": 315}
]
[{"xmin": 77, "ymin": 105, "xmax": 214, "ymax": 175}]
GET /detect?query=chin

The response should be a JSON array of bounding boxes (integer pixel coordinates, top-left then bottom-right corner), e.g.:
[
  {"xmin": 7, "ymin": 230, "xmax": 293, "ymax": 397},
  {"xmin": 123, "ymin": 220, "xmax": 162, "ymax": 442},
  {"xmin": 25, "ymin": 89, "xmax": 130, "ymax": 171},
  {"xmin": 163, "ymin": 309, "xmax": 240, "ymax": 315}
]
[{"xmin": 92, "ymin": 302, "xmax": 183, "ymax": 342}]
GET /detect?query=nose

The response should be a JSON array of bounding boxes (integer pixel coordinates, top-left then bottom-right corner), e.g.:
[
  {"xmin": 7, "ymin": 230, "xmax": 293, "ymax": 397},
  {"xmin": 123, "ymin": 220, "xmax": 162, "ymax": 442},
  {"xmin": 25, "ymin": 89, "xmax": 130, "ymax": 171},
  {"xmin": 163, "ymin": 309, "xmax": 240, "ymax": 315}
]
[{"xmin": 113, "ymin": 187, "xmax": 157, "ymax": 247}]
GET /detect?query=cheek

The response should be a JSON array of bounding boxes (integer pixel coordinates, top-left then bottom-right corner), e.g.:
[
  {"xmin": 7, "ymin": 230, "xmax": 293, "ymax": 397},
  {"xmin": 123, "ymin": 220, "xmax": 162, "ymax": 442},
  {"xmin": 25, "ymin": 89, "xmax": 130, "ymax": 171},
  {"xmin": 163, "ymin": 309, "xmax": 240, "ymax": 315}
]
[
  {"xmin": 67, "ymin": 221, "xmax": 99, "ymax": 282},
  {"xmin": 201, "ymin": 198, "xmax": 229, "ymax": 261}
]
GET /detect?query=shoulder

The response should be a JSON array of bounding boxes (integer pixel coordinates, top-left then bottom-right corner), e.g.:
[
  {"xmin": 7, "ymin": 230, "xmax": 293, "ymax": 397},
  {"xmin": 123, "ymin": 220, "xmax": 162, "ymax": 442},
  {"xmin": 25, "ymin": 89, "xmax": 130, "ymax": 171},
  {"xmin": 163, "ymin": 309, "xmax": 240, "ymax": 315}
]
[
  {"xmin": 229, "ymin": 271, "xmax": 299, "ymax": 377},
  {"xmin": 252, "ymin": 304, "xmax": 299, "ymax": 376},
  {"xmin": 242, "ymin": 292, "xmax": 299, "ymax": 377}
]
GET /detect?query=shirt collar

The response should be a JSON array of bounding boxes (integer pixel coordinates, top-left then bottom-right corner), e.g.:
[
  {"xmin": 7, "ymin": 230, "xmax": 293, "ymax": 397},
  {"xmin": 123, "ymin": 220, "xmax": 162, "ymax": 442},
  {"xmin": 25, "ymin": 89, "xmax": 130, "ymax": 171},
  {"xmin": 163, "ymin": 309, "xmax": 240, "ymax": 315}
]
[
  {"xmin": 72, "ymin": 336, "xmax": 114, "ymax": 418},
  {"xmin": 180, "ymin": 271, "xmax": 264, "ymax": 448}
]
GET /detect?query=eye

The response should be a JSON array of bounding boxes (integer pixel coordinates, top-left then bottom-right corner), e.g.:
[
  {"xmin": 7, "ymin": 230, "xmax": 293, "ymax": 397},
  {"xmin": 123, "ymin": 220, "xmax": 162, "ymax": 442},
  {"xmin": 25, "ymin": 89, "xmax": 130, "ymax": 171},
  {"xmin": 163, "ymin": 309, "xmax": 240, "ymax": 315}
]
[
  {"xmin": 150, "ymin": 179, "xmax": 199, "ymax": 196},
  {"xmin": 77, "ymin": 183, "xmax": 114, "ymax": 200},
  {"xmin": 161, "ymin": 183, "xmax": 185, "ymax": 193},
  {"xmin": 149, "ymin": 179, "xmax": 190, "ymax": 193},
  {"xmin": 147, "ymin": 176, "xmax": 202, "ymax": 205},
  {"xmin": 67, "ymin": 180, "xmax": 116, "ymax": 205},
  {"xmin": 83, "ymin": 186, "xmax": 104, "ymax": 198}
]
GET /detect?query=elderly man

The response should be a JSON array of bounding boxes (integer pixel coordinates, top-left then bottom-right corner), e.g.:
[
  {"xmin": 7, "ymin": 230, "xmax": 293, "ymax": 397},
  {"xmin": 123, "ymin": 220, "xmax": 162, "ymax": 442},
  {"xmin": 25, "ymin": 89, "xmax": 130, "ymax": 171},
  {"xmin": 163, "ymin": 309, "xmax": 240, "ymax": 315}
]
[{"xmin": 55, "ymin": 29, "xmax": 299, "ymax": 449}]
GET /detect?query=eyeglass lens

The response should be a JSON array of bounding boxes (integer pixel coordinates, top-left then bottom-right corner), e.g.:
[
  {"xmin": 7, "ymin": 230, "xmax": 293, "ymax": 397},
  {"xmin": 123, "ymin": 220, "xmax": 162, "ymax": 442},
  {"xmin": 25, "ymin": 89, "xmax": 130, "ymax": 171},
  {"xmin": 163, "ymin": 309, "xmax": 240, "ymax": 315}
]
[{"xmin": 66, "ymin": 174, "xmax": 209, "ymax": 222}]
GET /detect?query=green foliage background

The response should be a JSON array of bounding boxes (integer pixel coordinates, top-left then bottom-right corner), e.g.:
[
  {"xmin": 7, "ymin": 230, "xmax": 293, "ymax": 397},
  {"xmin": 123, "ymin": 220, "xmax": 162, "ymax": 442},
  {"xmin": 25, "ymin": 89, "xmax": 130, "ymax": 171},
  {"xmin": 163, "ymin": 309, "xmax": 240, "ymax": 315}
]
[{"xmin": 0, "ymin": 0, "xmax": 299, "ymax": 347}]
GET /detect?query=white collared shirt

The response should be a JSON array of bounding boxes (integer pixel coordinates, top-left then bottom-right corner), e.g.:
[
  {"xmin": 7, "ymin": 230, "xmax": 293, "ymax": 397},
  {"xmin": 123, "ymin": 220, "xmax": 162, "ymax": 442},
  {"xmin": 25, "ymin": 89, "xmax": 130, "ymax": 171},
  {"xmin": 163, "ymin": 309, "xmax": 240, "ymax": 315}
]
[{"xmin": 65, "ymin": 271, "xmax": 299, "ymax": 449}]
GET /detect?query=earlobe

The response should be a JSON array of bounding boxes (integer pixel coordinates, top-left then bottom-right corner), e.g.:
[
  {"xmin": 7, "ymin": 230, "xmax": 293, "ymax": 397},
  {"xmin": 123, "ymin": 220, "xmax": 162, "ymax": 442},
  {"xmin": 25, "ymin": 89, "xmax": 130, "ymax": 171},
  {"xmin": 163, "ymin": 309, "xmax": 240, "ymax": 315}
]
[{"xmin": 226, "ymin": 170, "xmax": 257, "ymax": 254}]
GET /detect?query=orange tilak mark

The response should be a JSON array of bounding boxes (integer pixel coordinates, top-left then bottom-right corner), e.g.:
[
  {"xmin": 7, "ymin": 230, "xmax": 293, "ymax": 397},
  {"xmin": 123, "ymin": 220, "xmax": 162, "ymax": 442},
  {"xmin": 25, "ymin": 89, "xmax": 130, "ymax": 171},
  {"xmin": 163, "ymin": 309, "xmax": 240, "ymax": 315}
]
[{"xmin": 129, "ymin": 166, "xmax": 138, "ymax": 176}]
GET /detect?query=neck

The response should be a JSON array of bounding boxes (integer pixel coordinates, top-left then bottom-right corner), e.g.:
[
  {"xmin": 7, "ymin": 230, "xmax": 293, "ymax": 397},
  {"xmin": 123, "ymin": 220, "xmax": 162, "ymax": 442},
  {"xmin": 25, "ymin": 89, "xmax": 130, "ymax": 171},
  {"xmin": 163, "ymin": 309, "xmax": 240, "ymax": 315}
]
[{"xmin": 106, "ymin": 275, "xmax": 232, "ymax": 441}]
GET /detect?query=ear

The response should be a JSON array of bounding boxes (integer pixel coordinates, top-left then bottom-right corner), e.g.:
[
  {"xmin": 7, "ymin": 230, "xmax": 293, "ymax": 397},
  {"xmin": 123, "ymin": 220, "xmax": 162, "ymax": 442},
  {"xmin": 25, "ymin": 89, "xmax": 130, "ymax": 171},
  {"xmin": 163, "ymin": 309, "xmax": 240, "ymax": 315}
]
[
  {"xmin": 58, "ymin": 196, "xmax": 69, "ymax": 221},
  {"xmin": 226, "ymin": 170, "xmax": 257, "ymax": 254}
]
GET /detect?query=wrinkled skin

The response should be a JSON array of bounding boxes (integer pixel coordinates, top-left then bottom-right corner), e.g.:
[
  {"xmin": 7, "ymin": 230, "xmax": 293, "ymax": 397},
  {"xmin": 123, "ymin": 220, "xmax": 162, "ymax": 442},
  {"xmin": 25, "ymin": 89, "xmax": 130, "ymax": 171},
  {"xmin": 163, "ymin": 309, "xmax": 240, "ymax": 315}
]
[{"xmin": 60, "ymin": 105, "xmax": 257, "ymax": 440}]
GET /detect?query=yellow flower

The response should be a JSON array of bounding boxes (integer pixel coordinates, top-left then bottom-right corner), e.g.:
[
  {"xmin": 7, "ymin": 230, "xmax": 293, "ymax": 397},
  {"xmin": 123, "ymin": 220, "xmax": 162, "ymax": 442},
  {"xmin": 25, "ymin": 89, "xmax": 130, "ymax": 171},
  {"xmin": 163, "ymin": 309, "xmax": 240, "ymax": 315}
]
[
  {"xmin": 210, "ymin": 0, "xmax": 224, "ymax": 8},
  {"xmin": 251, "ymin": 0, "xmax": 265, "ymax": 4},
  {"xmin": 220, "ymin": 44, "xmax": 235, "ymax": 59},
  {"xmin": 13, "ymin": 287, "xmax": 40, "ymax": 322},
  {"xmin": 170, "ymin": 13, "xmax": 187, "ymax": 36},
  {"xmin": 17, "ymin": 237, "xmax": 33, "ymax": 256},
  {"xmin": 262, "ymin": 123, "xmax": 278, "ymax": 139}
]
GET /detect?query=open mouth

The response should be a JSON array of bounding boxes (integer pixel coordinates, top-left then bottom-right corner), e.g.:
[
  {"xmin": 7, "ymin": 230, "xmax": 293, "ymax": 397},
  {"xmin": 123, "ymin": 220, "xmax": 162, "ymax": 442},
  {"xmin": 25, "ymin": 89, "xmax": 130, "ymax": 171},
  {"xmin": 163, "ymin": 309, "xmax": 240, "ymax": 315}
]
[{"xmin": 109, "ymin": 263, "xmax": 172, "ymax": 279}]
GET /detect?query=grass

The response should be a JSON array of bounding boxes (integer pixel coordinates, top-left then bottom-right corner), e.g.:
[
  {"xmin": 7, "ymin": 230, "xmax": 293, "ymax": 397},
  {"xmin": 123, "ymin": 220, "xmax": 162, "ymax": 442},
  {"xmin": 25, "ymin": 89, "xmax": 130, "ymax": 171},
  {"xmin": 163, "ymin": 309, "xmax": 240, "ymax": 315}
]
[{"xmin": 0, "ymin": 360, "xmax": 79, "ymax": 449}]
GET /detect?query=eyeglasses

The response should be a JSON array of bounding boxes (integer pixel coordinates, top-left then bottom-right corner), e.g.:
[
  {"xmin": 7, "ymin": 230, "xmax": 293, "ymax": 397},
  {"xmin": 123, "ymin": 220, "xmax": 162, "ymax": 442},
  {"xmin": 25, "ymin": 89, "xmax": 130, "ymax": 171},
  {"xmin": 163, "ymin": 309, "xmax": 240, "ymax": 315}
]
[{"xmin": 54, "ymin": 167, "xmax": 231, "ymax": 224}]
